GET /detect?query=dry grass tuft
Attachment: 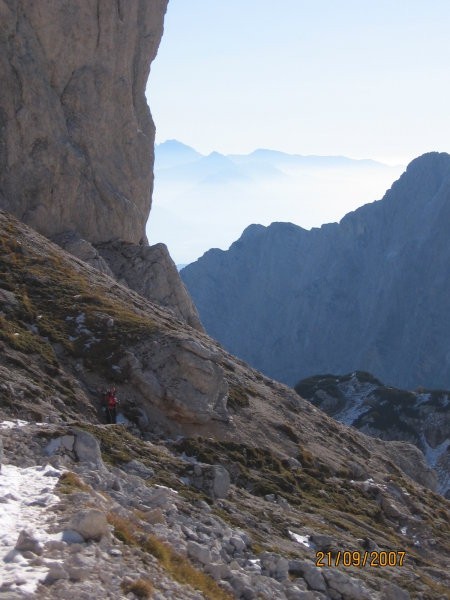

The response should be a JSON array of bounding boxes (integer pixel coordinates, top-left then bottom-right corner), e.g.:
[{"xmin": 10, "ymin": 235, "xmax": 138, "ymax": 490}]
[
  {"xmin": 57, "ymin": 471, "xmax": 90, "ymax": 494},
  {"xmin": 121, "ymin": 578, "xmax": 154, "ymax": 599},
  {"xmin": 108, "ymin": 513, "xmax": 232, "ymax": 600}
]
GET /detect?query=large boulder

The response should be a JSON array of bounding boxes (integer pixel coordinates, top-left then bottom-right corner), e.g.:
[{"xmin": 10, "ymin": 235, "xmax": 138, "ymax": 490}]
[
  {"xmin": 125, "ymin": 338, "xmax": 229, "ymax": 424},
  {"xmin": 0, "ymin": 0, "xmax": 168, "ymax": 245},
  {"xmin": 192, "ymin": 463, "xmax": 231, "ymax": 499},
  {"xmin": 69, "ymin": 509, "xmax": 109, "ymax": 542}
]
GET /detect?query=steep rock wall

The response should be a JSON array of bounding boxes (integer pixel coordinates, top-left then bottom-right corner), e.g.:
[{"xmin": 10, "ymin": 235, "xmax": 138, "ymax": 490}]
[
  {"xmin": 182, "ymin": 152, "xmax": 450, "ymax": 386},
  {"xmin": 0, "ymin": 0, "xmax": 168, "ymax": 244}
]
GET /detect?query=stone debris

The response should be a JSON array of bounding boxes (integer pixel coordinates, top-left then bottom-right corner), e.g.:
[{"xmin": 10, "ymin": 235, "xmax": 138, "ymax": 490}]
[{"xmin": 0, "ymin": 419, "xmax": 448, "ymax": 599}]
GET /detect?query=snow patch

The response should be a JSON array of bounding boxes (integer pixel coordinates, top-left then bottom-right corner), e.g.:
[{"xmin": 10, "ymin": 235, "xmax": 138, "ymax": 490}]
[
  {"xmin": 334, "ymin": 377, "xmax": 378, "ymax": 426},
  {"xmin": 0, "ymin": 463, "xmax": 62, "ymax": 594},
  {"xmin": 288, "ymin": 530, "xmax": 311, "ymax": 548},
  {"xmin": 0, "ymin": 420, "xmax": 29, "ymax": 430},
  {"xmin": 421, "ymin": 436, "xmax": 450, "ymax": 469}
]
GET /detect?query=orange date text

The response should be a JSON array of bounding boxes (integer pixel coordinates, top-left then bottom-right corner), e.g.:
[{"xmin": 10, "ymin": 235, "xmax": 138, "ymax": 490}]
[{"xmin": 315, "ymin": 550, "xmax": 406, "ymax": 568}]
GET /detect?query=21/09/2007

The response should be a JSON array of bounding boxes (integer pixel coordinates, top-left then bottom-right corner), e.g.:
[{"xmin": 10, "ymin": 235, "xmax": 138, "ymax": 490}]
[{"xmin": 316, "ymin": 551, "xmax": 406, "ymax": 568}]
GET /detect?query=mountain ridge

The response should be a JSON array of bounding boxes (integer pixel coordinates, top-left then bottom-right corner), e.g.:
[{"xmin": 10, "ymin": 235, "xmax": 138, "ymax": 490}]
[{"xmin": 181, "ymin": 151, "xmax": 450, "ymax": 390}]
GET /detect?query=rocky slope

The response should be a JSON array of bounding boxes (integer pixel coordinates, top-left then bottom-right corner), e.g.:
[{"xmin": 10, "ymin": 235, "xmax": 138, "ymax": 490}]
[
  {"xmin": 181, "ymin": 152, "xmax": 450, "ymax": 389},
  {"xmin": 1, "ymin": 210, "xmax": 450, "ymax": 599},
  {"xmin": 294, "ymin": 372, "xmax": 450, "ymax": 498}
]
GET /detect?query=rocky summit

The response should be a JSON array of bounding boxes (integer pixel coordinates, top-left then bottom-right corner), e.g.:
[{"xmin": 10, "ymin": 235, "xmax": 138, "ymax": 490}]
[{"xmin": 181, "ymin": 152, "xmax": 450, "ymax": 389}]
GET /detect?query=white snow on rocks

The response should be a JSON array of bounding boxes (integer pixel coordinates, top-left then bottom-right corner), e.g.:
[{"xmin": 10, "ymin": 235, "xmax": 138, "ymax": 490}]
[
  {"xmin": 0, "ymin": 420, "xmax": 30, "ymax": 430},
  {"xmin": 335, "ymin": 376, "xmax": 378, "ymax": 426},
  {"xmin": 288, "ymin": 531, "xmax": 311, "ymax": 548},
  {"xmin": 0, "ymin": 462, "xmax": 62, "ymax": 595},
  {"xmin": 421, "ymin": 434, "xmax": 450, "ymax": 496}
]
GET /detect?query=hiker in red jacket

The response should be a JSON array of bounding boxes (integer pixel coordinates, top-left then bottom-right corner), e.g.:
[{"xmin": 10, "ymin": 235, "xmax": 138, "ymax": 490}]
[{"xmin": 105, "ymin": 387, "xmax": 118, "ymax": 424}]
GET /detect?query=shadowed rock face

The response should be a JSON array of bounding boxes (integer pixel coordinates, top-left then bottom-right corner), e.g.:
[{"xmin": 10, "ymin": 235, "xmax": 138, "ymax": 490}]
[
  {"xmin": 182, "ymin": 152, "xmax": 450, "ymax": 389},
  {"xmin": 0, "ymin": 0, "xmax": 168, "ymax": 244}
]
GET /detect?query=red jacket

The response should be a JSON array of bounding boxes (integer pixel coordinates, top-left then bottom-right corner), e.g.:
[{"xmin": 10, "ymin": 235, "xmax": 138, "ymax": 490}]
[{"xmin": 107, "ymin": 392, "xmax": 117, "ymax": 409}]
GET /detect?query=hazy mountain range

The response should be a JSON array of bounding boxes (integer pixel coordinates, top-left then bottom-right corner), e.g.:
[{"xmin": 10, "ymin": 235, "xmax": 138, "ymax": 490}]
[
  {"xmin": 147, "ymin": 140, "xmax": 403, "ymax": 264},
  {"xmin": 181, "ymin": 151, "xmax": 450, "ymax": 391}
]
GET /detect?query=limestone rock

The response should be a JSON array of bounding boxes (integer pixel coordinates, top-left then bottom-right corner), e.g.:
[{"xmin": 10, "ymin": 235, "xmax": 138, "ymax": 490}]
[
  {"xmin": 0, "ymin": 434, "xmax": 3, "ymax": 472},
  {"xmin": 322, "ymin": 568, "xmax": 373, "ymax": 600},
  {"xmin": 381, "ymin": 440, "xmax": 438, "ymax": 491},
  {"xmin": 45, "ymin": 429, "xmax": 105, "ymax": 470},
  {"xmin": 0, "ymin": 0, "xmax": 167, "ymax": 244},
  {"xmin": 96, "ymin": 240, "xmax": 203, "ymax": 330},
  {"xmin": 73, "ymin": 429, "xmax": 104, "ymax": 470},
  {"xmin": 44, "ymin": 562, "xmax": 70, "ymax": 584},
  {"xmin": 69, "ymin": 509, "xmax": 109, "ymax": 542},
  {"xmin": 61, "ymin": 530, "xmax": 85, "ymax": 544},
  {"xmin": 52, "ymin": 231, "xmax": 113, "ymax": 276},
  {"xmin": 15, "ymin": 529, "xmax": 43, "ymax": 556},
  {"xmin": 0, "ymin": 288, "xmax": 19, "ymax": 311},
  {"xmin": 205, "ymin": 562, "xmax": 231, "ymax": 581},
  {"xmin": 125, "ymin": 459, "xmax": 154, "ymax": 479},
  {"xmin": 125, "ymin": 339, "xmax": 229, "ymax": 424},
  {"xmin": 186, "ymin": 541, "xmax": 212, "ymax": 565},
  {"xmin": 192, "ymin": 464, "xmax": 231, "ymax": 500},
  {"xmin": 45, "ymin": 435, "xmax": 75, "ymax": 456},
  {"xmin": 288, "ymin": 561, "xmax": 327, "ymax": 593},
  {"xmin": 381, "ymin": 582, "xmax": 410, "ymax": 600}
]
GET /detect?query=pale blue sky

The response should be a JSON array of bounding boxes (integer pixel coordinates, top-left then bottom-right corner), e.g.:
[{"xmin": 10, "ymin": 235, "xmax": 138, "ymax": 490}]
[{"xmin": 147, "ymin": 0, "xmax": 450, "ymax": 164}]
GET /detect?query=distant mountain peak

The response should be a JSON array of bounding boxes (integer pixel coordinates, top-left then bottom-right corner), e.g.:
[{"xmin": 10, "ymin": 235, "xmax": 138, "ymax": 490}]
[{"xmin": 155, "ymin": 139, "xmax": 203, "ymax": 170}]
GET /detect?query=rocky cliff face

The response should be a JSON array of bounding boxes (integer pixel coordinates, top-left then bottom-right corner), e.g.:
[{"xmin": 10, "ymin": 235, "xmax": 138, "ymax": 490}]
[
  {"xmin": 1, "ymin": 210, "xmax": 450, "ymax": 599},
  {"xmin": 295, "ymin": 371, "xmax": 450, "ymax": 498},
  {"xmin": 0, "ymin": 0, "xmax": 203, "ymax": 330},
  {"xmin": 181, "ymin": 152, "xmax": 450, "ymax": 387},
  {"xmin": 0, "ymin": 0, "xmax": 167, "ymax": 244}
]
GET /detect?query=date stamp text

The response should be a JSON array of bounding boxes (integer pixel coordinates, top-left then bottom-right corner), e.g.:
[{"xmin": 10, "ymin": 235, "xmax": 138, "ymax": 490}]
[{"xmin": 316, "ymin": 550, "xmax": 406, "ymax": 568}]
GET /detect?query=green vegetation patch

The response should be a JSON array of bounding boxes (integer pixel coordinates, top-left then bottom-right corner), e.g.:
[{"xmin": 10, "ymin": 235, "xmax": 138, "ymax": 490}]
[
  {"xmin": 227, "ymin": 383, "xmax": 251, "ymax": 410},
  {"xmin": 0, "ymin": 314, "xmax": 57, "ymax": 364},
  {"xmin": 353, "ymin": 388, "xmax": 419, "ymax": 435},
  {"xmin": 0, "ymin": 217, "xmax": 161, "ymax": 379},
  {"xmin": 176, "ymin": 437, "xmax": 336, "ymax": 504},
  {"xmin": 295, "ymin": 374, "xmax": 344, "ymax": 400},
  {"xmin": 294, "ymin": 371, "xmax": 381, "ymax": 400}
]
